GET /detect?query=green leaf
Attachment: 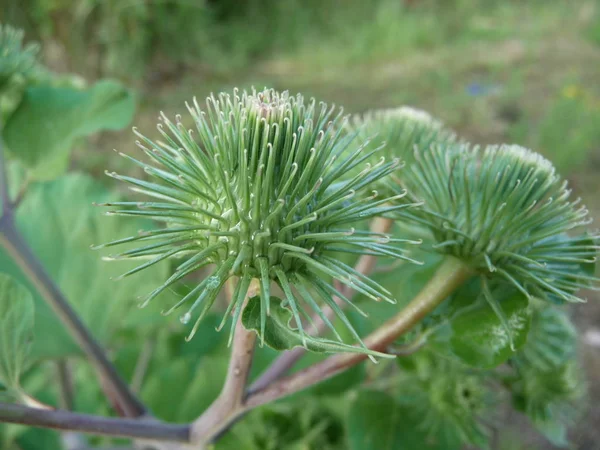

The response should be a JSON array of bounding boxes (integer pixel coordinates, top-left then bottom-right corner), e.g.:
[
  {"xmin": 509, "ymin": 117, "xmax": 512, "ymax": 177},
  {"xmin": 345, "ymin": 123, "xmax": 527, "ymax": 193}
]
[
  {"xmin": 15, "ymin": 428, "xmax": 62, "ymax": 450},
  {"xmin": 218, "ymin": 397, "xmax": 347, "ymax": 450},
  {"xmin": 518, "ymin": 306, "xmax": 576, "ymax": 371},
  {"xmin": 532, "ymin": 418, "xmax": 568, "ymax": 448},
  {"xmin": 430, "ymin": 291, "xmax": 531, "ymax": 369},
  {"xmin": 0, "ymin": 173, "xmax": 172, "ymax": 360},
  {"xmin": 393, "ymin": 349, "xmax": 491, "ymax": 449},
  {"xmin": 0, "ymin": 274, "xmax": 34, "ymax": 390},
  {"xmin": 347, "ymin": 390, "xmax": 443, "ymax": 450},
  {"xmin": 142, "ymin": 355, "xmax": 228, "ymax": 423},
  {"xmin": 508, "ymin": 361, "xmax": 581, "ymax": 448},
  {"xmin": 3, "ymin": 80, "xmax": 135, "ymax": 180},
  {"xmin": 242, "ymin": 295, "xmax": 392, "ymax": 359}
]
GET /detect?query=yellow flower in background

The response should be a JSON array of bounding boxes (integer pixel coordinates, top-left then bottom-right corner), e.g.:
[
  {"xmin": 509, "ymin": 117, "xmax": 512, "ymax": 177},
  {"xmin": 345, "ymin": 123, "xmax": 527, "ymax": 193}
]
[{"xmin": 562, "ymin": 84, "xmax": 583, "ymax": 100}]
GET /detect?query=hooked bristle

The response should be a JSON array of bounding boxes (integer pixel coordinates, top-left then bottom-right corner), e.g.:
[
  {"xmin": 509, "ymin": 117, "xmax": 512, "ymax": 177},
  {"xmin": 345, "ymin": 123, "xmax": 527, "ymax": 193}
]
[{"xmin": 96, "ymin": 87, "xmax": 420, "ymax": 356}]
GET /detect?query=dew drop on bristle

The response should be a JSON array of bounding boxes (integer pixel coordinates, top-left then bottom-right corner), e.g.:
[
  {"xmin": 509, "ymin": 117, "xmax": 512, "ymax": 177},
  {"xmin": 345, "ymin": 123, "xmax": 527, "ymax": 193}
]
[{"xmin": 180, "ymin": 312, "xmax": 191, "ymax": 325}]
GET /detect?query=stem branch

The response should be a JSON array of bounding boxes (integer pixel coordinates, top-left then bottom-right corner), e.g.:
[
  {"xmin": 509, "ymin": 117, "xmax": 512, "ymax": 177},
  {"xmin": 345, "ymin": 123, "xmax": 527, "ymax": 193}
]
[
  {"xmin": 250, "ymin": 217, "xmax": 394, "ymax": 391},
  {"xmin": 56, "ymin": 359, "xmax": 75, "ymax": 411},
  {"xmin": 0, "ymin": 216, "xmax": 146, "ymax": 418},
  {"xmin": 190, "ymin": 279, "xmax": 259, "ymax": 446},
  {"xmin": 245, "ymin": 257, "xmax": 472, "ymax": 408},
  {"xmin": 0, "ymin": 403, "xmax": 188, "ymax": 443}
]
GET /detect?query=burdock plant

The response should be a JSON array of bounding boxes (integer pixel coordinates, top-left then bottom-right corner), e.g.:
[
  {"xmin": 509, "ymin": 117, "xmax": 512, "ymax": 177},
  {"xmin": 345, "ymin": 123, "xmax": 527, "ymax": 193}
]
[
  {"xmin": 348, "ymin": 106, "xmax": 455, "ymax": 168},
  {"xmin": 397, "ymin": 142, "xmax": 599, "ymax": 345},
  {"xmin": 96, "ymin": 88, "xmax": 418, "ymax": 354},
  {"xmin": 0, "ymin": 40, "xmax": 598, "ymax": 449}
]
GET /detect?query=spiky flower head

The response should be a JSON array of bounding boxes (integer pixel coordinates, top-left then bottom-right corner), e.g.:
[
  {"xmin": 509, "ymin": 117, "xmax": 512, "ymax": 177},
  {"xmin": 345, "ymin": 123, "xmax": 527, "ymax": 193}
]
[
  {"xmin": 97, "ymin": 88, "xmax": 418, "ymax": 353},
  {"xmin": 0, "ymin": 24, "xmax": 40, "ymax": 93},
  {"xmin": 398, "ymin": 143, "xmax": 599, "ymax": 307},
  {"xmin": 347, "ymin": 106, "xmax": 455, "ymax": 171}
]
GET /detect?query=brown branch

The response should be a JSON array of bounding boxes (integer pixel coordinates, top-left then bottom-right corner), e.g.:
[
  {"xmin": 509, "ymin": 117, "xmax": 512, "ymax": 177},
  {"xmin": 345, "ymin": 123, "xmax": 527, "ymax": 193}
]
[
  {"xmin": 249, "ymin": 216, "xmax": 394, "ymax": 392},
  {"xmin": 190, "ymin": 279, "xmax": 260, "ymax": 446},
  {"xmin": 0, "ymin": 217, "xmax": 146, "ymax": 418},
  {"xmin": 245, "ymin": 257, "xmax": 472, "ymax": 409},
  {"xmin": 0, "ymin": 403, "xmax": 189, "ymax": 442},
  {"xmin": 56, "ymin": 360, "xmax": 75, "ymax": 411},
  {"xmin": 0, "ymin": 123, "xmax": 146, "ymax": 418}
]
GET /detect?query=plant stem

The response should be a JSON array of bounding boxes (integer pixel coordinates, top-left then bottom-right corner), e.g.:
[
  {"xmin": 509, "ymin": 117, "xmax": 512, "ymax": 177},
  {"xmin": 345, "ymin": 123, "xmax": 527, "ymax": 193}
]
[
  {"xmin": 245, "ymin": 256, "xmax": 472, "ymax": 409},
  {"xmin": 0, "ymin": 403, "xmax": 189, "ymax": 442},
  {"xmin": 0, "ymin": 218, "xmax": 147, "ymax": 418},
  {"xmin": 56, "ymin": 360, "xmax": 75, "ymax": 411},
  {"xmin": 250, "ymin": 217, "xmax": 394, "ymax": 392},
  {"xmin": 0, "ymin": 123, "xmax": 11, "ymax": 216},
  {"xmin": 131, "ymin": 339, "xmax": 155, "ymax": 394},
  {"xmin": 190, "ymin": 279, "xmax": 259, "ymax": 446}
]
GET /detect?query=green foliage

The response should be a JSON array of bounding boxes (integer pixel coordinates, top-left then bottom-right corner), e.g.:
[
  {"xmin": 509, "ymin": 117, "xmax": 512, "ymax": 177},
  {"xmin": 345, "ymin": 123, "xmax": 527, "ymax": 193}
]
[
  {"xmin": 142, "ymin": 356, "xmax": 228, "ymax": 423},
  {"xmin": 347, "ymin": 390, "xmax": 416, "ymax": 450},
  {"xmin": 13, "ymin": 428, "xmax": 62, "ymax": 450},
  {"xmin": 509, "ymin": 361, "xmax": 582, "ymax": 447},
  {"xmin": 518, "ymin": 305, "xmax": 577, "ymax": 371},
  {"xmin": 395, "ymin": 350, "xmax": 492, "ymax": 449},
  {"xmin": 537, "ymin": 90, "xmax": 600, "ymax": 173},
  {"xmin": 503, "ymin": 305, "xmax": 583, "ymax": 447},
  {"xmin": 430, "ymin": 290, "xmax": 531, "ymax": 369},
  {"xmin": 3, "ymin": 80, "xmax": 135, "ymax": 180},
  {"xmin": 5, "ymin": 0, "xmax": 544, "ymax": 82},
  {"xmin": 0, "ymin": 173, "xmax": 172, "ymax": 359},
  {"xmin": 347, "ymin": 389, "xmax": 450, "ymax": 450},
  {"xmin": 218, "ymin": 398, "xmax": 347, "ymax": 450},
  {"xmin": 0, "ymin": 274, "xmax": 34, "ymax": 391},
  {"xmin": 127, "ymin": 322, "xmax": 230, "ymax": 423},
  {"xmin": 0, "ymin": 13, "xmax": 598, "ymax": 449},
  {"xmin": 0, "ymin": 24, "xmax": 40, "ymax": 94},
  {"xmin": 242, "ymin": 295, "xmax": 391, "ymax": 358},
  {"xmin": 510, "ymin": 86, "xmax": 600, "ymax": 174},
  {"xmin": 97, "ymin": 88, "xmax": 415, "ymax": 354}
]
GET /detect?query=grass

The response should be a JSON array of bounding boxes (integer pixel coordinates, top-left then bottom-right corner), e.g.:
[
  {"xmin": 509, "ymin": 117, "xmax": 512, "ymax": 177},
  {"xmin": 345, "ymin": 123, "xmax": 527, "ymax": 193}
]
[{"xmin": 113, "ymin": 0, "xmax": 599, "ymax": 171}]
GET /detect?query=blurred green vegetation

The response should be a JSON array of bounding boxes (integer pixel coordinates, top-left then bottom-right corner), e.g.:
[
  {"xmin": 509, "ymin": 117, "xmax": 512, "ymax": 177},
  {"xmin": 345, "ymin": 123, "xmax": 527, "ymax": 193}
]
[
  {"xmin": 6, "ymin": 0, "xmax": 596, "ymax": 178},
  {"xmin": 1, "ymin": 0, "xmax": 600, "ymax": 449}
]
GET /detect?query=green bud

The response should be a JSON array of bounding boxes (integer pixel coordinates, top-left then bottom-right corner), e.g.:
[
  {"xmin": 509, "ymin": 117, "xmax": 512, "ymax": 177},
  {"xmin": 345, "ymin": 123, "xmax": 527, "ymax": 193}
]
[
  {"xmin": 348, "ymin": 106, "xmax": 455, "ymax": 167},
  {"xmin": 399, "ymin": 142, "xmax": 599, "ymax": 305},
  {"xmin": 97, "ymin": 88, "xmax": 419, "ymax": 353}
]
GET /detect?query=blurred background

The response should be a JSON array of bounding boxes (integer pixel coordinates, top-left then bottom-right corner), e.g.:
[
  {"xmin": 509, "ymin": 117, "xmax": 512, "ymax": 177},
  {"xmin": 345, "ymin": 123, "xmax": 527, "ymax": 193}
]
[{"xmin": 1, "ymin": 0, "xmax": 600, "ymax": 448}]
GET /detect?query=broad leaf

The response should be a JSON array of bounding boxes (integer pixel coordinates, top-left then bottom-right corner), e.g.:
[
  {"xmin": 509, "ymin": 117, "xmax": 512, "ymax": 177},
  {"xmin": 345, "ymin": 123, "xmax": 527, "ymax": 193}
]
[
  {"xmin": 509, "ymin": 361, "xmax": 581, "ymax": 448},
  {"xmin": 0, "ymin": 273, "xmax": 34, "ymax": 390},
  {"xmin": 0, "ymin": 173, "xmax": 171, "ymax": 359},
  {"xmin": 518, "ymin": 306, "xmax": 576, "ymax": 371},
  {"xmin": 142, "ymin": 355, "xmax": 228, "ymax": 422},
  {"xmin": 3, "ymin": 80, "xmax": 135, "ymax": 179},
  {"xmin": 430, "ymin": 291, "xmax": 531, "ymax": 369},
  {"xmin": 218, "ymin": 397, "xmax": 347, "ymax": 450},
  {"xmin": 394, "ymin": 349, "xmax": 491, "ymax": 449},
  {"xmin": 14, "ymin": 428, "xmax": 62, "ymax": 450},
  {"xmin": 347, "ymin": 390, "xmax": 443, "ymax": 450},
  {"xmin": 242, "ymin": 295, "xmax": 391, "ymax": 359},
  {"xmin": 533, "ymin": 418, "xmax": 569, "ymax": 448}
]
